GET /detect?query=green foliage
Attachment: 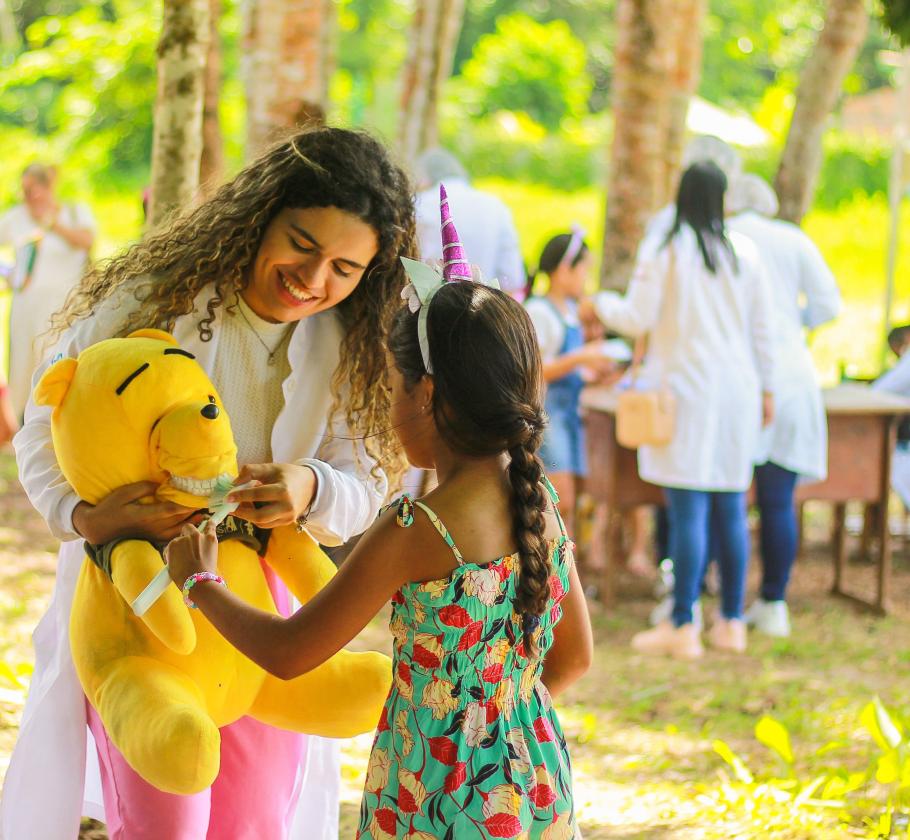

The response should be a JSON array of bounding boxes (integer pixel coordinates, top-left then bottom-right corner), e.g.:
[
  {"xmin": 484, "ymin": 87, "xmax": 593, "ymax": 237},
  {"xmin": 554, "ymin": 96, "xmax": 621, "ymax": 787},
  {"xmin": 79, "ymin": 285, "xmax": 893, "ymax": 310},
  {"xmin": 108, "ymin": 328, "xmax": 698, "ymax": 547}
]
[
  {"xmin": 709, "ymin": 707, "xmax": 910, "ymax": 838},
  {"xmin": 456, "ymin": 0, "xmax": 615, "ymax": 112},
  {"xmin": 700, "ymin": 0, "xmax": 825, "ymax": 109},
  {"xmin": 743, "ymin": 131, "xmax": 891, "ymax": 212},
  {"xmin": 474, "ymin": 178, "xmax": 603, "ymax": 276},
  {"xmin": 452, "ymin": 13, "xmax": 592, "ymax": 130},
  {"xmin": 0, "ymin": 1, "xmax": 158, "ymax": 190},
  {"xmin": 333, "ymin": 0, "xmax": 410, "ymax": 134},
  {"xmin": 0, "ymin": 0, "xmax": 247, "ymax": 195},
  {"xmin": 441, "ymin": 109, "xmax": 605, "ymax": 192},
  {"xmin": 880, "ymin": 0, "xmax": 910, "ymax": 46}
]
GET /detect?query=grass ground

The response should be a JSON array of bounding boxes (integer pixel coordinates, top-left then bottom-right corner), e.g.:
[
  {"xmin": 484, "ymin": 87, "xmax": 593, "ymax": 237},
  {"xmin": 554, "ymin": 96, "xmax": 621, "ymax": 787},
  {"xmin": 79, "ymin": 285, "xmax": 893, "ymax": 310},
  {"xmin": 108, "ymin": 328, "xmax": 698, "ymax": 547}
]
[{"xmin": 0, "ymin": 450, "xmax": 907, "ymax": 838}]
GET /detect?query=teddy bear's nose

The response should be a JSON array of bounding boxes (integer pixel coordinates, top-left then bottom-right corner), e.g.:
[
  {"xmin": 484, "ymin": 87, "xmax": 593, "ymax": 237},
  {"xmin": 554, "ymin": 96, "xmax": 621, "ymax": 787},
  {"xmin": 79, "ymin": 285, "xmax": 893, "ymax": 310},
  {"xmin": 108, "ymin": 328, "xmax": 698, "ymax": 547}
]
[{"xmin": 200, "ymin": 403, "xmax": 219, "ymax": 420}]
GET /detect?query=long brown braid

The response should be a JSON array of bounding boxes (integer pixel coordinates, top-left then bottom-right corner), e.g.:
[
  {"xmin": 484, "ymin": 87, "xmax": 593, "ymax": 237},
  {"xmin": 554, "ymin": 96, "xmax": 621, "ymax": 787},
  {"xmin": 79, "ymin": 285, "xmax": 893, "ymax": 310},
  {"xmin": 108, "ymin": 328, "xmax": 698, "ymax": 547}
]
[
  {"xmin": 388, "ymin": 283, "xmax": 552, "ymax": 654},
  {"xmin": 50, "ymin": 127, "xmax": 418, "ymax": 484}
]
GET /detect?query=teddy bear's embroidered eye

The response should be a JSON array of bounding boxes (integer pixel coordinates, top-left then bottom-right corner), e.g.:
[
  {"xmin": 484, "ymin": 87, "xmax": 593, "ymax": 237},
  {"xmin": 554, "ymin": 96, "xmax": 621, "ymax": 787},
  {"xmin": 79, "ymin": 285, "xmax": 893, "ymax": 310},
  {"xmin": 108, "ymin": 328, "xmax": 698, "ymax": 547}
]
[
  {"xmin": 163, "ymin": 348, "xmax": 196, "ymax": 360},
  {"xmin": 115, "ymin": 363, "xmax": 149, "ymax": 395}
]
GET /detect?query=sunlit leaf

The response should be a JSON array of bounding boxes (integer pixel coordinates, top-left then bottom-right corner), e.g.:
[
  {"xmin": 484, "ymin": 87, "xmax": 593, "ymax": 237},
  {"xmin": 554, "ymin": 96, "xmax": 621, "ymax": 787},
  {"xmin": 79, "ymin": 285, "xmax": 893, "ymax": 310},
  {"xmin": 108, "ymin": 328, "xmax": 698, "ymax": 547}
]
[
  {"xmin": 861, "ymin": 697, "xmax": 903, "ymax": 751},
  {"xmin": 755, "ymin": 716, "xmax": 794, "ymax": 764},
  {"xmin": 793, "ymin": 775, "xmax": 827, "ymax": 807},
  {"xmin": 876, "ymin": 750, "xmax": 900, "ymax": 785},
  {"xmin": 713, "ymin": 739, "xmax": 754, "ymax": 784}
]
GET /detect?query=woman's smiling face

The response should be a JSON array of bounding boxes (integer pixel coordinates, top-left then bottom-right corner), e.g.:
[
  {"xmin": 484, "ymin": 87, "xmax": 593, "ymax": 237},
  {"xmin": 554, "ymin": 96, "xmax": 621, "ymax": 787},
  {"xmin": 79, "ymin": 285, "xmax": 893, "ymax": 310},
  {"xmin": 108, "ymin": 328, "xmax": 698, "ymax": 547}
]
[{"xmin": 242, "ymin": 205, "xmax": 380, "ymax": 323}]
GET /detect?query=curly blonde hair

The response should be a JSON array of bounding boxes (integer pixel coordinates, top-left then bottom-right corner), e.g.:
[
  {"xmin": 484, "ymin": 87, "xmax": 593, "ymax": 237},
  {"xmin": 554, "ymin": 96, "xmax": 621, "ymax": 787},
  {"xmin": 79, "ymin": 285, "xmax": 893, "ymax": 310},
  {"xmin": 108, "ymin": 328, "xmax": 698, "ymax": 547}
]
[{"xmin": 53, "ymin": 127, "xmax": 417, "ymax": 484}]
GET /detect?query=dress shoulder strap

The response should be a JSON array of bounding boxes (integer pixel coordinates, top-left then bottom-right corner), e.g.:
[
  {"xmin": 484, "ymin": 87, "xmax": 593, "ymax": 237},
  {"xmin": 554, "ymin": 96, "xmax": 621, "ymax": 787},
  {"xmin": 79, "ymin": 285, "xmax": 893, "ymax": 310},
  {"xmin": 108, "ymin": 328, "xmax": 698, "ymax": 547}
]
[
  {"xmin": 413, "ymin": 501, "xmax": 465, "ymax": 566},
  {"xmin": 541, "ymin": 475, "xmax": 568, "ymax": 539},
  {"xmin": 541, "ymin": 475, "xmax": 560, "ymax": 504},
  {"xmin": 388, "ymin": 495, "xmax": 465, "ymax": 565}
]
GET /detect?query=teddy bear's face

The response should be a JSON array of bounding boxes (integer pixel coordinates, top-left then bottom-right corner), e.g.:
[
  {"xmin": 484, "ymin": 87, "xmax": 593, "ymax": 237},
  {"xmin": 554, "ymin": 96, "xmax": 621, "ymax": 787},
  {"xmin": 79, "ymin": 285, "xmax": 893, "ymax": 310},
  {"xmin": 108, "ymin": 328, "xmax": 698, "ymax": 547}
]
[{"xmin": 36, "ymin": 330, "xmax": 238, "ymax": 510}]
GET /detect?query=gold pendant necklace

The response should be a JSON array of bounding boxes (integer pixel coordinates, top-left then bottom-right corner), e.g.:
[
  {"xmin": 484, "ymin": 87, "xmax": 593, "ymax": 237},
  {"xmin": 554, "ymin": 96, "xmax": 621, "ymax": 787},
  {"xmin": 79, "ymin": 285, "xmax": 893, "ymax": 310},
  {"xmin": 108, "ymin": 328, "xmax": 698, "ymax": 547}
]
[{"xmin": 236, "ymin": 302, "xmax": 292, "ymax": 366}]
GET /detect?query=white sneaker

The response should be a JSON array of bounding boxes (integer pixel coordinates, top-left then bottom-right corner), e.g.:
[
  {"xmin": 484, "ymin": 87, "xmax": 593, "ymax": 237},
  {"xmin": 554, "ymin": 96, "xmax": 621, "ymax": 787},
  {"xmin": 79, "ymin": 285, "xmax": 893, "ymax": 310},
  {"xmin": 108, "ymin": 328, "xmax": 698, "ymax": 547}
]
[
  {"xmin": 650, "ymin": 596, "xmax": 702, "ymax": 629},
  {"xmin": 744, "ymin": 599, "xmax": 791, "ymax": 638}
]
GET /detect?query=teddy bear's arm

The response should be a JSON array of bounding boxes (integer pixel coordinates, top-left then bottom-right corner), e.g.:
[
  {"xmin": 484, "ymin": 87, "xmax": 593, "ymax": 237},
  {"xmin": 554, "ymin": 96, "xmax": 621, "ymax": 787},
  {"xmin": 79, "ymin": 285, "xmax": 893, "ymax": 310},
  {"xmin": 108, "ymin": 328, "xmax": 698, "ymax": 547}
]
[
  {"xmin": 109, "ymin": 540, "xmax": 197, "ymax": 655},
  {"xmin": 261, "ymin": 525, "xmax": 337, "ymax": 604}
]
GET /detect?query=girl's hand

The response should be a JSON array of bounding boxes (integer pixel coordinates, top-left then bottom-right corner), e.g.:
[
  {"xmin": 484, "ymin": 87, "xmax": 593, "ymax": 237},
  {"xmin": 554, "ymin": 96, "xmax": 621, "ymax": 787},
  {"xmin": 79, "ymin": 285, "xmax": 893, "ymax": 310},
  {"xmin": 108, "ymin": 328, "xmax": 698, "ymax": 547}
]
[
  {"xmin": 227, "ymin": 463, "xmax": 317, "ymax": 529},
  {"xmin": 164, "ymin": 521, "xmax": 218, "ymax": 586},
  {"xmin": 72, "ymin": 481, "xmax": 204, "ymax": 544},
  {"xmin": 572, "ymin": 341, "xmax": 613, "ymax": 369}
]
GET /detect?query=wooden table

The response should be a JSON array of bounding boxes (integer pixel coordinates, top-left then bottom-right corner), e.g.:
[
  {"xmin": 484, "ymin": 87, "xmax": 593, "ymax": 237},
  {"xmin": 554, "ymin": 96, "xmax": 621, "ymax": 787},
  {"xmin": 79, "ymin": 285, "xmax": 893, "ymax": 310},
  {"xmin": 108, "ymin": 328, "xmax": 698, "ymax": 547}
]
[{"xmin": 581, "ymin": 383, "xmax": 910, "ymax": 614}]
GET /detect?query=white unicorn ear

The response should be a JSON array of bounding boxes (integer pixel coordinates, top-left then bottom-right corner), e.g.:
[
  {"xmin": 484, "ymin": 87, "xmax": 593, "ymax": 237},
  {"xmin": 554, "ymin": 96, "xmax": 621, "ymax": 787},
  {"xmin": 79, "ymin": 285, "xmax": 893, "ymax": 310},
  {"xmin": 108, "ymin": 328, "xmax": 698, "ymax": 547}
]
[
  {"xmin": 468, "ymin": 264, "xmax": 502, "ymax": 291},
  {"xmin": 400, "ymin": 257, "xmax": 444, "ymax": 303}
]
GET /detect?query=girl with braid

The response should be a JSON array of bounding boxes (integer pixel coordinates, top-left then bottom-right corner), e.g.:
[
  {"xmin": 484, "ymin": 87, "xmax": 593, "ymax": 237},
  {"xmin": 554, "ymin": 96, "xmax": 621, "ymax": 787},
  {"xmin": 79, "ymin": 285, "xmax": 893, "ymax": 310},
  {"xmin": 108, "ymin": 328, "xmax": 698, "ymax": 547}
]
[
  {"xmin": 166, "ymin": 187, "xmax": 593, "ymax": 839},
  {"xmin": 7, "ymin": 127, "xmax": 415, "ymax": 840}
]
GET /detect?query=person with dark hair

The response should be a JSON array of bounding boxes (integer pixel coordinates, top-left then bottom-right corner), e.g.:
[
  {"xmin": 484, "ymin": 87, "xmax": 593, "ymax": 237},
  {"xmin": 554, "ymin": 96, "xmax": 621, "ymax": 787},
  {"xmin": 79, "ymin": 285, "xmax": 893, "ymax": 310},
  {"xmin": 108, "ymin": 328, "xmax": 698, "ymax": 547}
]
[
  {"xmin": 583, "ymin": 161, "xmax": 775, "ymax": 659},
  {"xmin": 165, "ymin": 188, "xmax": 592, "ymax": 838},
  {"xmin": 888, "ymin": 323, "xmax": 910, "ymax": 358},
  {"xmin": 525, "ymin": 227, "xmax": 617, "ymax": 536},
  {"xmin": 0, "ymin": 162, "xmax": 96, "ymax": 417},
  {"xmin": 7, "ymin": 128, "xmax": 416, "ymax": 840}
]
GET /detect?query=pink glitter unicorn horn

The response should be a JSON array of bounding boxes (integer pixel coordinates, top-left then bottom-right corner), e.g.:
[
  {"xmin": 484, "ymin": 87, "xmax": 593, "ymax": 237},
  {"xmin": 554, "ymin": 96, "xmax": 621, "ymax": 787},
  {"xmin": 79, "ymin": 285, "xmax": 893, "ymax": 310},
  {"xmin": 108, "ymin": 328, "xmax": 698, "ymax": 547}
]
[{"xmin": 439, "ymin": 183, "xmax": 473, "ymax": 282}]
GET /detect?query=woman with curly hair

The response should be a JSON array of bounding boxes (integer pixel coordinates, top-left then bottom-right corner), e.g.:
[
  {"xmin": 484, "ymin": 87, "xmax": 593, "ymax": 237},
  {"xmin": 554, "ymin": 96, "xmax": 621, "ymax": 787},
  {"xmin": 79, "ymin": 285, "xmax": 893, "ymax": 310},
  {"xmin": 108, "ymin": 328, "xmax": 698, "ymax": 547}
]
[{"xmin": 3, "ymin": 127, "xmax": 416, "ymax": 840}]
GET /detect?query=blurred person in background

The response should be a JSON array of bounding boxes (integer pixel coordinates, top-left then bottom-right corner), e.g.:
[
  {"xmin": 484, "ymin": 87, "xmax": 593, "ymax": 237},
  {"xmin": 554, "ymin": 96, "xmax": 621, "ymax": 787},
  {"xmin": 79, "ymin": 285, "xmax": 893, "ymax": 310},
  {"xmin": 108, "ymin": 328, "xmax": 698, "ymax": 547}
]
[
  {"xmin": 414, "ymin": 148, "xmax": 526, "ymax": 298},
  {"xmin": 525, "ymin": 227, "xmax": 618, "ymax": 539},
  {"xmin": 727, "ymin": 174, "xmax": 840, "ymax": 638},
  {"xmin": 585, "ymin": 162, "xmax": 775, "ymax": 659},
  {"xmin": 872, "ymin": 323, "xmax": 910, "ymax": 514},
  {"xmin": 0, "ymin": 163, "xmax": 96, "ymax": 417}
]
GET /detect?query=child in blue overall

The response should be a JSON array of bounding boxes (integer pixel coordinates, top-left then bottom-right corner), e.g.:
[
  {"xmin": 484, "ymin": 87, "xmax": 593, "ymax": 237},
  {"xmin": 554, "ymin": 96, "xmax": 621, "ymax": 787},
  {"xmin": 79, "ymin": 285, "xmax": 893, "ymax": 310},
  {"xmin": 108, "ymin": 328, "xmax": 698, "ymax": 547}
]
[{"xmin": 525, "ymin": 229, "xmax": 612, "ymax": 537}]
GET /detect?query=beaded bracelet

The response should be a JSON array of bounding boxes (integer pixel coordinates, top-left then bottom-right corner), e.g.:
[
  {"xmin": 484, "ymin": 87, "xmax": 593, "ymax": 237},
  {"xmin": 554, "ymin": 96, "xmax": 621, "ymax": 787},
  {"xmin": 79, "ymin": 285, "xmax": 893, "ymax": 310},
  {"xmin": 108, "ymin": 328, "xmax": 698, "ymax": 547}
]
[{"xmin": 182, "ymin": 572, "xmax": 226, "ymax": 609}]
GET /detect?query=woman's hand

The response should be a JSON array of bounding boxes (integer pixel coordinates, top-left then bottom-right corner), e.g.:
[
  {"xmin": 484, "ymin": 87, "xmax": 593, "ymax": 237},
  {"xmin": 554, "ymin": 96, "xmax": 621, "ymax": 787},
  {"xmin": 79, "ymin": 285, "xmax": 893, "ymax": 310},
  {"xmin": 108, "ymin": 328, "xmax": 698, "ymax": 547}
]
[
  {"xmin": 164, "ymin": 521, "xmax": 219, "ymax": 587},
  {"xmin": 227, "ymin": 463, "xmax": 317, "ymax": 529},
  {"xmin": 72, "ymin": 481, "xmax": 204, "ymax": 544}
]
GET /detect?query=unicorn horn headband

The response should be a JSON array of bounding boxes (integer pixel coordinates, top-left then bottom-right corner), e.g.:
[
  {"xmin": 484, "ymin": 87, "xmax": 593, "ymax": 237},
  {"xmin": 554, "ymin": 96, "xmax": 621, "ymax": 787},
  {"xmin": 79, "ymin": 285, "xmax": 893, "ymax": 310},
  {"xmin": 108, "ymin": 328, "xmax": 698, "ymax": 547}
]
[{"xmin": 400, "ymin": 183, "xmax": 500, "ymax": 373}]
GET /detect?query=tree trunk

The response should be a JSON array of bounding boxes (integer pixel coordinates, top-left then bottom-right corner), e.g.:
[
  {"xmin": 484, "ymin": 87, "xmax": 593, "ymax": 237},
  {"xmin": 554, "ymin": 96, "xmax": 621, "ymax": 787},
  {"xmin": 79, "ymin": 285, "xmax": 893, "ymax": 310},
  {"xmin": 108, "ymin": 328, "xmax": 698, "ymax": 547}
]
[
  {"xmin": 0, "ymin": 0, "xmax": 20, "ymax": 56},
  {"xmin": 398, "ymin": 0, "xmax": 466, "ymax": 163},
  {"xmin": 660, "ymin": 0, "xmax": 707, "ymax": 206},
  {"xmin": 600, "ymin": 0, "xmax": 676, "ymax": 290},
  {"xmin": 199, "ymin": 0, "xmax": 224, "ymax": 197},
  {"xmin": 775, "ymin": 0, "xmax": 869, "ymax": 224},
  {"xmin": 148, "ymin": 0, "xmax": 210, "ymax": 229},
  {"xmin": 243, "ymin": 0, "xmax": 334, "ymax": 160}
]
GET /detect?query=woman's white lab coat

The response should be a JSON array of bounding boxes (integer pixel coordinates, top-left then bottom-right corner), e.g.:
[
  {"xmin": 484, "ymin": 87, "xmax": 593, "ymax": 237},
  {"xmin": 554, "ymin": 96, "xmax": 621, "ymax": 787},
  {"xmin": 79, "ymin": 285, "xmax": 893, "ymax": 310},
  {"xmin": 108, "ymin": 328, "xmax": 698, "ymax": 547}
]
[
  {"xmin": 729, "ymin": 211, "xmax": 841, "ymax": 481},
  {"xmin": 593, "ymin": 226, "xmax": 775, "ymax": 492}
]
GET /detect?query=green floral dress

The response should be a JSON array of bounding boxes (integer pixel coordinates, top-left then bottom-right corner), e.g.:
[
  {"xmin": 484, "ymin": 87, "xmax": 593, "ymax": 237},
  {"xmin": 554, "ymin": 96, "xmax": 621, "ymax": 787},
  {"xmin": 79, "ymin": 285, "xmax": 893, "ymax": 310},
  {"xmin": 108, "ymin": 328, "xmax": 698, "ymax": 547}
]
[{"xmin": 356, "ymin": 487, "xmax": 578, "ymax": 840}]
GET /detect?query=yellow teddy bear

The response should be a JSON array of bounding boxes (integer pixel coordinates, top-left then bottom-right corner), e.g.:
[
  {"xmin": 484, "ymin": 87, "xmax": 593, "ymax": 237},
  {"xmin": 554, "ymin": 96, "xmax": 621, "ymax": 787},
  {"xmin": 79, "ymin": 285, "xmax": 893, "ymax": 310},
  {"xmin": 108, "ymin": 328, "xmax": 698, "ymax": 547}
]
[{"xmin": 35, "ymin": 329, "xmax": 391, "ymax": 795}]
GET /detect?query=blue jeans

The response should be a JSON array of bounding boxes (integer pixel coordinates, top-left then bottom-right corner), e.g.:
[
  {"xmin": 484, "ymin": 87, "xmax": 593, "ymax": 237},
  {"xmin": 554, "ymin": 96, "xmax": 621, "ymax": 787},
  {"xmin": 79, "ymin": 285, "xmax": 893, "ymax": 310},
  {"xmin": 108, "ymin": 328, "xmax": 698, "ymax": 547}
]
[
  {"xmin": 664, "ymin": 487, "xmax": 749, "ymax": 626},
  {"xmin": 754, "ymin": 462, "xmax": 798, "ymax": 602}
]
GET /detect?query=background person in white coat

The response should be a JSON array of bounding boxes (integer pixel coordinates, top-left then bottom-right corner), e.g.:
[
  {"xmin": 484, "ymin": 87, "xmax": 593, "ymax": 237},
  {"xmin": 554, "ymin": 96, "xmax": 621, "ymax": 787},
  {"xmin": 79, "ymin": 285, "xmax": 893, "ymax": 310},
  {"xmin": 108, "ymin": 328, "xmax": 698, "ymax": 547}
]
[
  {"xmin": 727, "ymin": 175, "xmax": 841, "ymax": 637},
  {"xmin": 584, "ymin": 162, "xmax": 775, "ymax": 660},
  {"xmin": 872, "ymin": 325, "xmax": 910, "ymax": 508},
  {"xmin": 3, "ymin": 128, "xmax": 415, "ymax": 840},
  {"xmin": 0, "ymin": 163, "xmax": 96, "ymax": 418},
  {"xmin": 414, "ymin": 148, "xmax": 525, "ymax": 298}
]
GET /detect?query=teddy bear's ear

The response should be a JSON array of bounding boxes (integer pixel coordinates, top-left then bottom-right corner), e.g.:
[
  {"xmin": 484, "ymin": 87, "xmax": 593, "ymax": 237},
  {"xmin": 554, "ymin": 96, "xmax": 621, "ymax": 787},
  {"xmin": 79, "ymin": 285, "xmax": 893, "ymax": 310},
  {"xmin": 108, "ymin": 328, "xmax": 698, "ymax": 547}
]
[
  {"xmin": 127, "ymin": 329, "xmax": 179, "ymax": 345},
  {"xmin": 34, "ymin": 357, "xmax": 79, "ymax": 407}
]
